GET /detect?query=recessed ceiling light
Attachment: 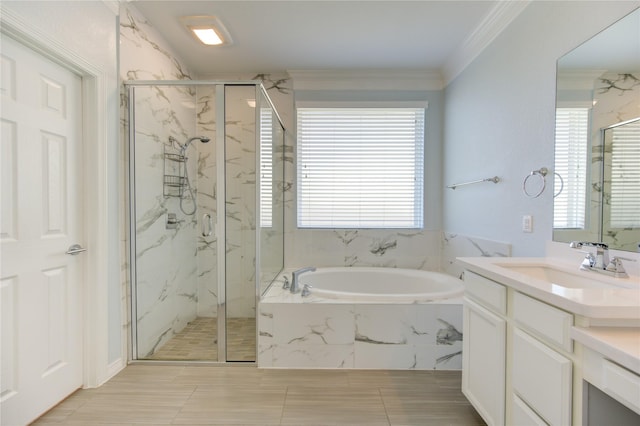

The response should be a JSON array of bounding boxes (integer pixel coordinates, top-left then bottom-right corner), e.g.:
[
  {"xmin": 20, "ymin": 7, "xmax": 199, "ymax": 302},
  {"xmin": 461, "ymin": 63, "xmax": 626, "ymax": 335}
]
[
  {"xmin": 191, "ymin": 27, "xmax": 224, "ymax": 45},
  {"xmin": 180, "ymin": 16, "xmax": 233, "ymax": 46}
]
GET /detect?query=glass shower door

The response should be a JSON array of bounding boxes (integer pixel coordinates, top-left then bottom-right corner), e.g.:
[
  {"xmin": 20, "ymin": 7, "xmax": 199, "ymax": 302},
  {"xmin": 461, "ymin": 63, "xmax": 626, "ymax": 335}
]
[
  {"xmin": 129, "ymin": 83, "xmax": 219, "ymax": 361},
  {"xmin": 128, "ymin": 81, "xmax": 284, "ymax": 363},
  {"xmin": 224, "ymin": 85, "xmax": 258, "ymax": 361}
]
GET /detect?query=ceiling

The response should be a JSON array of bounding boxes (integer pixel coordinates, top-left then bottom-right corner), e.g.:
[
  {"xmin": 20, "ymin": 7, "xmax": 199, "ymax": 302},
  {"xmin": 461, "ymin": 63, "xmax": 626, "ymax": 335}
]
[{"xmin": 130, "ymin": 0, "xmax": 509, "ymax": 79}]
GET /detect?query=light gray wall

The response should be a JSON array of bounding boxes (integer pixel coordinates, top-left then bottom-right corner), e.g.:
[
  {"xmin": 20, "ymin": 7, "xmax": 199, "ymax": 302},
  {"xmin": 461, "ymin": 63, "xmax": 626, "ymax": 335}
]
[{"xmin": 443, "ymin": 1, "xmax": 639, "ymax": 257}]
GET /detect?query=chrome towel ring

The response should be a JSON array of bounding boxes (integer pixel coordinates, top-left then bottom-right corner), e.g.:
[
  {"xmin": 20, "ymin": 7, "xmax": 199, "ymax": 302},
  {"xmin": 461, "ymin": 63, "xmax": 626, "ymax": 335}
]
[{"xmin": 523, "ymin": 167, "xmax": 548, "ymax": 198}]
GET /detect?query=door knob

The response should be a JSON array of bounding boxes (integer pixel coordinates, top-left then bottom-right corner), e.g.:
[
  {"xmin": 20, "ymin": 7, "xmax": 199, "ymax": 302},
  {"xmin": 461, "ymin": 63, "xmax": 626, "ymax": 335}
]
[{"xmin": 66, "ymin": 244, "xmax": 87, "ymax": 255}]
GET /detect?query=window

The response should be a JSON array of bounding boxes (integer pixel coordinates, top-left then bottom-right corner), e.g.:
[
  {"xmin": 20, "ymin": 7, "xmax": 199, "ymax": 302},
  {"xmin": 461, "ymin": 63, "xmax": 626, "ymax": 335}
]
[
  {"xmin": 609, "ymin": 119, "xmax": 640, "ymax": 228},
  {"xmin": 297, "ymin": 107, "xmax": 425, "ymax": 228},
  {"xmin": 554, "ymin": 108, "xmax": 589, "ymax": 229}
]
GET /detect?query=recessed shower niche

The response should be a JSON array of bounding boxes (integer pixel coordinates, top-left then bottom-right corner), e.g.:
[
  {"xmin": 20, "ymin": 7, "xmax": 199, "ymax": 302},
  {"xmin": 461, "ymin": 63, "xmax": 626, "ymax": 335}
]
[{"xmin": 126, "ymin": 81, "xmax": 285, "ymax": 362}]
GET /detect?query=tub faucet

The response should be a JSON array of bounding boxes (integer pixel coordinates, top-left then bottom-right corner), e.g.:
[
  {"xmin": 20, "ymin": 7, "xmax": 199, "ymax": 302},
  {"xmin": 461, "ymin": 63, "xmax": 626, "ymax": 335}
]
[{"xmin": 291, "ymin": 266, "xmax": 316, "ymax": 293}]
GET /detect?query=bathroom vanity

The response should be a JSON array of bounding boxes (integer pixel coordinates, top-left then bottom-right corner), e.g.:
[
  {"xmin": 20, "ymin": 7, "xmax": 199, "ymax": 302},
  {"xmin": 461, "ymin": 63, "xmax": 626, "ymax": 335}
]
[{"xmin": 458, "ymin": 256, "xmax": 640, "ymax": 426}]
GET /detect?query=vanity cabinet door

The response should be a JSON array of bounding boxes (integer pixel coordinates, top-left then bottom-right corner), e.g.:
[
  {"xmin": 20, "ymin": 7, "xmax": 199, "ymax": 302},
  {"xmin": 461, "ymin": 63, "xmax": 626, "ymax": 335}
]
[
  {"xmin": 463, "ymin": 298, "xmax": 506, "ymax": 426},
  {"xmin": 512, "ymin": 328, "xmax": 572, "ymax": 426}
]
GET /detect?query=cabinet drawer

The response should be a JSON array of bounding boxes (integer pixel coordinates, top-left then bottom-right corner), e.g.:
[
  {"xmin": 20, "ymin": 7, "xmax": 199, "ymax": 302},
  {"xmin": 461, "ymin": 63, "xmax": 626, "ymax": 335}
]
[
  {"xmin": 511, "ymin": 394, "xmax": 547, "ymax": 426},
  {"xmin": 464, "ymin": 271, "xmax": 506, "ymax": 315},
  {"xmin": 583, "ymin": 346, "xmax": 640, "ymax": 415},
  {"xmin": 602, "ymin": 359, "xmax": 640, "ymax": 414},
  {"xmin": 513, "ymin": 291, "xmax": 573, "ymax": 352},
  {"xmin": 513, "ymin": 328, "xmax": 572, "ymax": 426}
]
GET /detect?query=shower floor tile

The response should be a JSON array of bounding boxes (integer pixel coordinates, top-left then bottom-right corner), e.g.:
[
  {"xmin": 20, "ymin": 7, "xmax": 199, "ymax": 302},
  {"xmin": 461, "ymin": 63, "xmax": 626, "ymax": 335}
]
[{"xmin": 148, "ymin": 317, "xmax": 256, "ymax": 362}]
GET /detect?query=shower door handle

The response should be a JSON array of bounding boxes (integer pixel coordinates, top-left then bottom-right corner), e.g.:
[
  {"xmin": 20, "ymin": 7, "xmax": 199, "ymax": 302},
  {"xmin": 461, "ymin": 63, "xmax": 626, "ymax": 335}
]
[{"xmin": 202, "ymin": 213, "xmax": 213, "ymax": 237}]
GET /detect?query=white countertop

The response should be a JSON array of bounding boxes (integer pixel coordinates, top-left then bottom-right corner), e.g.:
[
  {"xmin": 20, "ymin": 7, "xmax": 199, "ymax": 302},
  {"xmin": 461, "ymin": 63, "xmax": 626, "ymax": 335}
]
[
  {"xmin": 457, "ymin": 257, "xmax": 640, "ymax": 319},
  {"xmin": 571, "ymin": 326, "xmax": 640, "ymax": 375}
]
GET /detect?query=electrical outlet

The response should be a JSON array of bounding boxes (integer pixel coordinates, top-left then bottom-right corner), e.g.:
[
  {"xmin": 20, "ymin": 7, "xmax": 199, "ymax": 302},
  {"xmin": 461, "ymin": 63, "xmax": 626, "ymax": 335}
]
[{"xmin": 522, "ymin": 215, "xmax": 533, "ymax": 233}]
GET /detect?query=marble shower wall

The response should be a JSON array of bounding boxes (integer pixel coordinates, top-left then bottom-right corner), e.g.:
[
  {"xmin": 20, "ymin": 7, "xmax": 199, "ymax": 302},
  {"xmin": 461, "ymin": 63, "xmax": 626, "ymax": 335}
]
[
  {"xmin": 224, "ymin": 86, "xmax": 259, "ymax": 318},
  {"xmin": 195, "ymin": 86, "xmax": 218, "ymax": 318},
  {"xmin": 131, "ymin": 85, "xmax": 199, "ymax": 357}
]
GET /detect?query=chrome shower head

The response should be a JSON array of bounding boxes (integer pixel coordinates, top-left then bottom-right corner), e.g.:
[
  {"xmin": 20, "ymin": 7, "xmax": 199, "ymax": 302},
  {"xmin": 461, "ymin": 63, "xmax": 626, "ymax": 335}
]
[{"xmin": 179, "ymin": 136, "xmax": 211, "ymax": 154}]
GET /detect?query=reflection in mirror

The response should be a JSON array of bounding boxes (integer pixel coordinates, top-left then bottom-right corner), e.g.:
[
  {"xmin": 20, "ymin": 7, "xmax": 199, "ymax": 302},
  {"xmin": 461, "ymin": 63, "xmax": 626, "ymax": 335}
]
[
  {"xmin": 553, "ymin": 8, "xmax": 640, "ymax": 252},
  {"xmin": 602, "ymin": 118, "xmax": 640, "ymax": 251}
]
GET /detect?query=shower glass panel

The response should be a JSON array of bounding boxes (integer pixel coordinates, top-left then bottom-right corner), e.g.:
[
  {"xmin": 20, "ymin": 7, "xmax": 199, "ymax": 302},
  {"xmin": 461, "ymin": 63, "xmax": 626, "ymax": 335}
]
[
  {"xmin": 127, "ymin": 81, "xmax": 284, "ymax": 363},
  {"xmin": 259, "ymin": 90, "xmax": 286, "ymax": 296},
  {"xmin": 224, "ymin": 85, "xmax": 259, "ymax": 361},
  {"xmin": 129, "ymin": 83, "xmax": 218, "ymax": 361}
]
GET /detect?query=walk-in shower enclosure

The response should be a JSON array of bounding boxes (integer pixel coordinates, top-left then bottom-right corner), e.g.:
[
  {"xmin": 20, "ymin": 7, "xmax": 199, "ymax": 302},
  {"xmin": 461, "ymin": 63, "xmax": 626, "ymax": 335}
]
[{"xmin": 126, "ymin": 81, "xmax": 285, "ymax": 362}]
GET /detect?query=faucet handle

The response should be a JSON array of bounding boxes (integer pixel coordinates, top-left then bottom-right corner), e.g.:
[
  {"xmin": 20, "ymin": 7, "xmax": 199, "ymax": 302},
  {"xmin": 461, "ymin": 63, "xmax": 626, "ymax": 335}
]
[
  {"xmin": 606, "ymin": 257, "xmax": 626, "ymax": 274},
  {"xmin": 606, "ymin": 256, "xmax": 635, "ymax": 276},
  {"xmin": 301, "ymin": 284, "xmax": 313, "ymax": 297},
  {"xmin": 580, "ymin": 253, "xmax": 596, "ymax": 269},
  {"xmin": 282, "ymin": 276, "xmax": 290, "ymax": 290}
]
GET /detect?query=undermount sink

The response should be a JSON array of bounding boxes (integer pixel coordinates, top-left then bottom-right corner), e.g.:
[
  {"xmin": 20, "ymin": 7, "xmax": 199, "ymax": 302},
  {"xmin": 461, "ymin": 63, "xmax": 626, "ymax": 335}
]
[{"xmin": 494, "ymin": 263, "xmax": 633, "ymax": 290}]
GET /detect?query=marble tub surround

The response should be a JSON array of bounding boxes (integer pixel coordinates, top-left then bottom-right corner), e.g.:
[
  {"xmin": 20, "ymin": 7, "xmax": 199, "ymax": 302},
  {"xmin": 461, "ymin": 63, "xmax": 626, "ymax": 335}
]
[
  {"xmin": 441, "ymin": 232, "xmax": 512, "ymax": 278},
  {"xmin": 286, "ymin": 229, "xmax": 443, "ymax": 272},
  {"xmin": 259, "ymin": 272, "xmax": 463, "ymax": 369}
]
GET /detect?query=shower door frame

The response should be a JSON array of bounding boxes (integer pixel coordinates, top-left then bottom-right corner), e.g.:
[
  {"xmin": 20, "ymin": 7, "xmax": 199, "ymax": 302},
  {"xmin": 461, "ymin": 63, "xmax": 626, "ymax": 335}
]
[{"xmin": 126, "ymin": 80, "xmax": 282, "ymax": 363}]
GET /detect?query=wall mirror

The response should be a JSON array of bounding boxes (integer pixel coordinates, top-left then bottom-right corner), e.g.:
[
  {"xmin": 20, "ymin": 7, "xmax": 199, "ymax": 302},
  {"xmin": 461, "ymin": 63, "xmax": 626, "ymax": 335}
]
[{"xmin": 553, "ymin": 7, "xmax": 640, "ymax": 252}]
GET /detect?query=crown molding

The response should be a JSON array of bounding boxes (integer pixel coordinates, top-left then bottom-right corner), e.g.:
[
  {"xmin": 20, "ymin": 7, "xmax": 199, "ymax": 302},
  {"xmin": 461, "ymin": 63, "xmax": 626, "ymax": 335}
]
[
  {"xmin": 287, "ymin": 69, "xmax": 444, "ymax": 91},
  {"xmin": 442, "ymin": 0, "xmax": 531, "ymax": 86}
]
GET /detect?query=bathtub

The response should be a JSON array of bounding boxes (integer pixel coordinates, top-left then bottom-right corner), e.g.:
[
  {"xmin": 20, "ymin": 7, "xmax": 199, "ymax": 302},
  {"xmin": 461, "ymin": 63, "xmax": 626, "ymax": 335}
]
[
  {"xmin": 298, "ymin": 267, "xmax": 463, "ymax": 302},
  {"xmin": 259, "ymin": 267, "xmax": 464, "ymax": 370}
]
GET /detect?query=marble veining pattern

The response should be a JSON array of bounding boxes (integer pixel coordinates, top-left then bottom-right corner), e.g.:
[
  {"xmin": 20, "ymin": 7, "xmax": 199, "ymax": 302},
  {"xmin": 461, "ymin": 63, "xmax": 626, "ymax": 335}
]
[
  {"xmin": 121, "ymin": 3, "xmax": 206, "ymax": 358},
  {"xmin": 441, "ymin": 232, "xmax": 511, "ymax": 278},
  {"xmin": 259, "ymin": 274, "xmax": 463, "ymax": 370},
  {"xmin": 593, "ymin": 72, "xmax": 640, "ymax": 251}
]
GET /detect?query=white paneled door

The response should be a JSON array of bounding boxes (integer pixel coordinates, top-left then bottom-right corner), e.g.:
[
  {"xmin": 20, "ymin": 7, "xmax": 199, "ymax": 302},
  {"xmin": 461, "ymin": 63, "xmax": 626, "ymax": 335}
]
[{"xmin": 1, "ymin": 36, "xmax": 84, "ymax": 425}]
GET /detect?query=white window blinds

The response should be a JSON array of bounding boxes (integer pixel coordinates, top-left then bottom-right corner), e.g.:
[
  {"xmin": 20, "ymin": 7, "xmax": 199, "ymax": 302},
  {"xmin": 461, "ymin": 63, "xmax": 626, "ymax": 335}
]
[
  {"xmin": 260, "ymin": 108, "xmax": 273, "ymax": 227},
  {"xmin": 610, "ymin": 119, "xmax": 640, "ymax": 228},
  {"xmin": 297, "ymin": 107, "xmax": 425, "ymax": 228},
  {"xmin": 554, "ymin": 108, "xmax": 589, "ymax": 229}
]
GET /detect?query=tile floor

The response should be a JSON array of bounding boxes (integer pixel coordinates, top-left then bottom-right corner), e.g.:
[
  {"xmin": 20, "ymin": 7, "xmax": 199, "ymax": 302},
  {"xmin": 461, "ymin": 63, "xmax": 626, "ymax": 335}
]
[
  {"xmin": 33, "ymin": 364, "xmax": 486, "ymax": 425},
  {"xmin": 148, "ymin": 317, "xmax": 256, "ymax": 362}
]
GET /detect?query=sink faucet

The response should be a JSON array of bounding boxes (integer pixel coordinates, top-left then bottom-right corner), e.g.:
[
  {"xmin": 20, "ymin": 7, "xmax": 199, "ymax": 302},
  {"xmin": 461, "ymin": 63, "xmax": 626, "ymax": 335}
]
[
  {"xmin": 569, "ymin": 241, "xmax": 632, "ymax": 278},
  {"xmin": 291, "ymin": 266, "xmax": 316, "ymax": 293},
  {"xmin": 569, "ymin": 241, "xmax": 609, "ymax": 269}
]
